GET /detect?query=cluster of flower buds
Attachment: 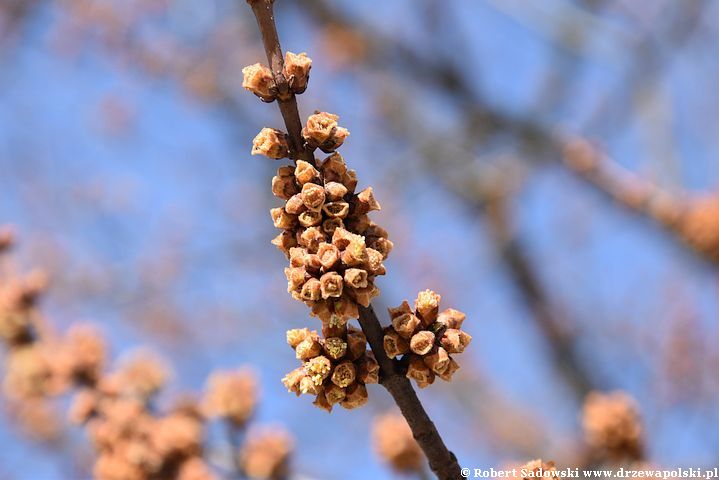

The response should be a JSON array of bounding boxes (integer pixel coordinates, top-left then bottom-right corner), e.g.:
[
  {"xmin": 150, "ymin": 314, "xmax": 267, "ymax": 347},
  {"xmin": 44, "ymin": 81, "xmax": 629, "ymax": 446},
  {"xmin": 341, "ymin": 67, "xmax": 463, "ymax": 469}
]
[
  {"xmin": 282, "ymin": 326, "xmax": 379, "ymax": 412},
  {"xmin": 383, "ymin": 290, "xmax": 471, "ymax": 388},
  {"xmin": 372, "ymin": 413, "xmax": 424, "ymax": 473},
  {"xmin": 302, "ymin": 111, "xmax": 350, "ymax": 153},
  {"xmin": 0, "ymin": 270, "xmax": 108, "ymax": 407},
  {"xmin": 582, "ymin": 391, "xmax": 644, "ymax": 461},
  {"xmin": 267, "ymin": 150, "xmax": 391, "ymax": 327},
  {"xmin": 68, "ymin": 351, "xmax": 217, "ymax": 480},
  {"xmin": 0, "ymin": 229, "xmax": 297, "ymax": 479},
  {"xmin": 239, "ymin": 426, "xmax": 294, "ymax": 480},
  {"xmin": 203, "ymin": 368, "xmax": 258, "ymax": 427},
  {"xmin": 242, "ymin": 51, "xmax": 312, "ymax": 102}
]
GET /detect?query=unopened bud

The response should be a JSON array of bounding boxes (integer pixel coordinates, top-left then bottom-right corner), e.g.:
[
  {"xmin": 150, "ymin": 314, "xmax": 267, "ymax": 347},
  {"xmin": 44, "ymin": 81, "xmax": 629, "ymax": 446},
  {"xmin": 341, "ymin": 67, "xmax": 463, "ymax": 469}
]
[
  {"xmin": 252, "ymin": 128, "xmax": 290, "ymax": 159},
  {"xmin": 242, "ymin": 63, "xmax": 275, "ymax": 101},
  {"xmin": 283, "ymin": 52, "xmax": 312, "ymax": 94}
]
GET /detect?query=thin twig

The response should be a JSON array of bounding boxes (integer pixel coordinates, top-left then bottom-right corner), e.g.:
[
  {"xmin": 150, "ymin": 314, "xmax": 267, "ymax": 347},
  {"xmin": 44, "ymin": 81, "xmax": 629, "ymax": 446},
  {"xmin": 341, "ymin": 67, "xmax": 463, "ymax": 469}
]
[
  {"xmin": 246, "ymin": 1, "xmax": 462, "ymax": 478},
  {"xmin": 248, "ymin": 0, "xmax": 314, "ymax": 165}
]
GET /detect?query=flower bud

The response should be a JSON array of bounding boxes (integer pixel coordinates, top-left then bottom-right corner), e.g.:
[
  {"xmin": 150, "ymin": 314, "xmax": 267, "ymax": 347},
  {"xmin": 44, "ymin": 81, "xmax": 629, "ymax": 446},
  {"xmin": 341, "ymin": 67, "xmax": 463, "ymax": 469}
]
[
  {"xmin": 284, "ymin": 194, "xmax": 306, "ymax": 215},
  {"xmin": 319, "ymin": 153, "xmax": 347, "ymax": 182},
  {"xmin": 322, "ymin": 337, "xmax": 347, "ymax": 360},
  {"xmin": 288, "ymin": 247, "xmax": 306, "ymax": 267},
  {"xmin": 242, "ymin": 63, "xmax": 274, "ymax": 101},
  {"xmin": 302, "ymin": 112, "xmax": 350, "ymax": 153},
  {"xmin": 582, "ymin": 391, "xmax": 643, "ymax": 460},
  {"xmin": 343, "ymin": 268, "xmax": 368, "ymax": 289},
  {"xmin": 346, "ymin": 328, "xmax": 367, "ymax": 360},
  {"xmin": 406, "ymin": 356, "xmax": 434, "ymax": 388},
  {"xmin": 383, "ymin": 329, "xmax": 410, "ymax": 359},
  {"xmin": 322, "ymin": 201, "xmax": 350, "ymax": 219},
  {"xmin": 310, "ymin": 300, "xmax": 331, "ymax": 323},
  {"xmin": 342, "ymin": 169, "xmax": 358, "ymax": 193},
  {"xmin": 313, "ymin": 392, "xmax": 332, "ymax": 412},
  {"xmin": 372, "ymin": 414, "xmax": 423, "ymax": 473},
  {"xmin": 324, "ymin": 383, "xmax": 346, "ymax": 406},
  {"xmin": 415, "ymin": 289, "xmax": 441, "ymax": 325},
  {"xmin": 298, "ymin": 227, "xmax": 326, "ymax": 252},
  {"xmin": 322, "ymin": 322, "xmax": 347, "ymax": 339},
  {"xmin": 300, "ymin": 278, "xmax": 322, "ymax": 302},
  {"xmin": 331, "ymin": 361, "xmax": 356, "ymax": 388},
  {"xmin": 295, "ymin": 160, "xmax": 319, "ymax": 185},
  {"xmin": 298, "ymin": 210, "xmax": 322, "ymax": 228},
  {"xmin": 331, "ymin": 295, "xmax": 359, "ymax": 322},
  {"xmin": 324, "ymin": 181, "xmax": 348, "ymax": 201},
  {"xmin": 354, "ymin": 187, "xmax": 381, "ymax": 214},
  {"xmin": 340, "ymin": 383, "xmax": 368, "ymax": 409},
  {"xmin": 322, "ymin": 218, "xmax": 344, "ymax": 235},
  {"xmin": 364, "ymin": 248, "xmax": 385, "ymax": 275},
  {"xmin": 319, "ymin": 272, "xmax": 343, "ymax": 299},
  {"xmin": 423, "ymin": 346, "xmax": 450, "ymax": 374},
  {"xmin": 284, "ymin": 267, "xmax": 308, "ymax": 292},
  {"xmin": 282, "ymin": 367, "xmax": 306, "ymax": 395},
  {"xmin": 437, "ymin": 357, "xmax": 460, "ymax": 382},
  {"xmin": 368, "ymin": 237, "xmax": 393, "ymax": 259},
  {"xmin": 203, "ymin": 368, "xmax": 257, "ymax": 425},
  {"xmin": 300, "ymin": 183, "xmax": 325, "ymax": 210},
  {"xmin": 271, "ymin": 173, "xmax": 298, "ymax": 200},
  {"xmin": 331, "ymin": 227, "xmax": 358, "ymax": 250},
  {"xmin": 357, "ymin": 352, "xmax": 379, "ymax": 384},
  {"xmin": 317, "ymin": 243, "xmax": 340, "ymax": 270},
  {"xmin": 300, "ymin": 376, "xmax": 321, "ymax": 395},
  {"xmin": 252, "ymin": 128, "xmax": 290, "ymax": 159},
  {"xmin": 388, "ymin": 301, "xmax": 412, "ymax": 320},
  {"xmin": 440, "ymin": 329, "xmax": 471, "ymax": 354},
  {"xmin": 283, "ymin": 52, "xmax": 312, "ymax": 94},
  {"xmin": 409, "ymin": 331, "xmax": 435, "ymax": 356},
  {"xmin": 305, "ymin": 356, "xmax": 332, "ymax": 385},
  {"xmin": 350, "ymin": 283, "xmax": 379, "ymax": 307},
  {"xmin": 238, "ymin": 427, "xmax": 294, "ymax": 480},
  {"xmin": 437, "ymin": 308, "xmax": 466, "ymax": 329},
  {"xmin": 345, "ymin": 214, "xmax": 370, "ymax": 234},
  {"xmin": 303, "ymin": 253, "xmax": 322, "ymax": 274},
  {"xmin": 392, "ymin": 313, "xmax": 420, "ymax": 339},
  {"xmin": 295, "ymin": 336, "xmax": 322, "ymax": 360},
  {"xmin": 341, "ymin": 237, "xmax": 368, "ymax": 267},
  {"xmin": 271, "ymin": 208, "xmax": 297, "ymax": 230},
  {"xmin": 286, "ymin": 328, "xmax": 311, "ymax": 348},
  {"xmin": 365, "ymin": 222, "xmax": 389, "ymax": 239}
]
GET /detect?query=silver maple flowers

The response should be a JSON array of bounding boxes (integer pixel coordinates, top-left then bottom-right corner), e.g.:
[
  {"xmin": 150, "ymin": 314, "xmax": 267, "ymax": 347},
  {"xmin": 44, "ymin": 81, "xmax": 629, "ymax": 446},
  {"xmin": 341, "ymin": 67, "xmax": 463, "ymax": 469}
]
[
  {"xmin": 269, "ymin": 154, "xmax": 389, "ymax": 328},
  {"xmin": 244, "ymin": 52, "xmax": 470, "ymax": 411},
  {"xmin": 282, "ymin": 327, "xmax": 378, "ymax": 412},
  {"xmin": 241, "ymin": 51, "xmax": 312, "ymax": 102},
  {"xmin": 384, "ymin": 290, "xmax": 471, "ymax": 388}
]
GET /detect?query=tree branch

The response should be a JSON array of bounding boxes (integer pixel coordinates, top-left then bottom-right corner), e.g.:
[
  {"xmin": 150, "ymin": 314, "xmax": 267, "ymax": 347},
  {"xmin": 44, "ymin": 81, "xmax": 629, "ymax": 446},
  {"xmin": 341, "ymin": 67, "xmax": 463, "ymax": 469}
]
[
  {"xmin": 248, "ymin": 0, "xmax": 314, "ymax": 164},
  {"xmin": 246, "ymin": 1, "xmax": 462, "ymax": 478},
  {"xmin": 359, "ymin": 305, "xmax": 461, "ymax": 479}
]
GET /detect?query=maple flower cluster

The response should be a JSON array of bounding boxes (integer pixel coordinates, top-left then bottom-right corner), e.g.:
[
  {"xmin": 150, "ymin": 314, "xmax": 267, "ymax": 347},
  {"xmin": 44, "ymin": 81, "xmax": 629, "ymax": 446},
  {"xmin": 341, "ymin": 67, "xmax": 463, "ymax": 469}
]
[
  {"xmin": 384, "ymin": 290, "xmax": 471, "ymax": 388},
  {"xmin": 372, "ymin": 413, "xmax": 424, "ymax": 473},
  {"xmin": 282, "ymin": 326, "xmax": 378, "ymax": 412},
  {"xmin": 244, "ymin": 51, "xmax": 473, "ymax": 411},
  {"xmin": 582, "ymin": 390, "xmax": 644, "ymax": 461},
  {"xmin": 0, "ymin": 229, "xmax": 296, "ymax": 479}
]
